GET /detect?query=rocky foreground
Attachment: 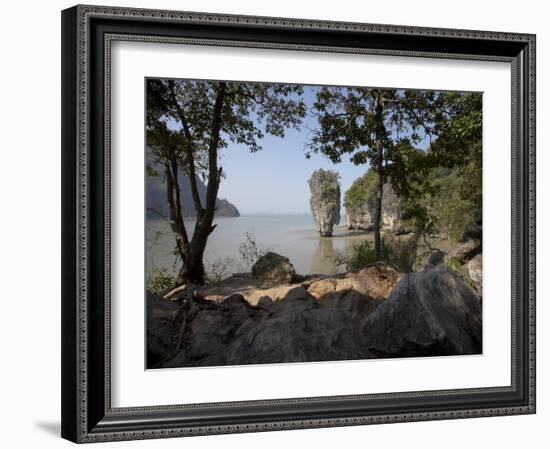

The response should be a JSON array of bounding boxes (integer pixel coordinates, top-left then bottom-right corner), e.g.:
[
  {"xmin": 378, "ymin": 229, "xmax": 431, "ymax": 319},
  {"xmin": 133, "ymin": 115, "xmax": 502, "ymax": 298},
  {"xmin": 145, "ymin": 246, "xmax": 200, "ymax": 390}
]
[{"xmin": 147, "ymin": 253, "xmax": 482, "ymax": 368}]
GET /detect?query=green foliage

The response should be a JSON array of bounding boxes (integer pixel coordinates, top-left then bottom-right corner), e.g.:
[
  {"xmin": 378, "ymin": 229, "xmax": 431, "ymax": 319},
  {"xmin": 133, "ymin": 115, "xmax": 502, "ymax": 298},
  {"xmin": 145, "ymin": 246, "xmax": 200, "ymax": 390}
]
[
  {"xmin": 435, "ymin": 170, "xmax": 481, "ymax": 241},
  {"xmin": 310, "ymin": 169, "xmax": 340, "ymax": 197},
  {"xmin": 321, "ymin": 182, "xmax": 338, "ymax": 195},
  {"xmin": 205, "ymin": 232, "xmax": 271, "ymax": 284},
  {"xmin": 399, "ymin": 163, "xmax": 481, "ymax": 242},
  {"xmin": 308, "ymin": 87, "xmax": 448, "ymax": 168},
  {"xmin": 382, "ymin": 234, "xmax": 419, "ymax": 272},
  {"xmin": 346, "ymin": 241, "xmax": 380, "ymax": 271},
  {"xmin": 147, "ymin": 79, "xmax": 307, "ymax": 283},
  {"xmin": 147, "ymin": 268, "xmax": 177, "ymax": 295},
  {"xmin": 147, "ymin": 79, "xmax": 306, "ymax": 169},
  {"xmin": 346, "ymin": 234, "xmax": 419, "ymax": 273},
  {"xmin": 428, "ymin": 92, "xmax": 482, "ymax": 167},
  {"xmin": 360, "ymin": 91, "xmax": 484, "ymax": 243},
  {"xmin": 146, "ymin": 165, "xmax": 160, "ymax": 177},
  {"xmin": 445, "ymin": 258, "xmax": 462, "ymax": 273},
  {"xmin": 398, "ymin": 91, "xmax": 483, "ymax": 243},
  {"xmin": 308, "ymin": 87, "xmax": 473, "ymax": 258},
  {"xmin": 238, "ymin": 231, "xmax": 271, "ymax": 270},
  {"xmin": 205, "ymin": 257, "xmax": 239, "ymax": 284},
  {"xmin": 310, "ymin": 88, "xmax": 482, "ymax": 246},
  {"xmin": 344, "ymin": 170, "xmax": 378, "ymax": 211}
]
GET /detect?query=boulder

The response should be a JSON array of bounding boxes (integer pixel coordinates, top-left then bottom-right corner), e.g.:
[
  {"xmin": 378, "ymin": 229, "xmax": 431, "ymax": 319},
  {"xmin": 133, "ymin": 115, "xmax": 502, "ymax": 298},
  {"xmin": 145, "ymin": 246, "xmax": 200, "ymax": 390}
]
[
  {"xmin": 309, "ymin": 169, "xmax": 341, "ymax": 237},
  {"xmin": 449, "ymin": 238, "xmax": 481, "ymax": 264},
  {"xmin": 251, "ymin": 252, "xmax": 296, "ymax": 284},
  {"xmin": 148, "ymin": 265, "xmax": 481, "ymax": 369},
  {"xmin": 222, "ymin": 293, "xmax": 249, "ymax": 305},
  {"xmin": 247, "ymin": 285, "xmax": 302, "ymax": 305},
  {"xmin": 186, "ymin": 304, "xmax": 257, "ymax": 360},
  {"xmin": 146, "ymin": 292, "xmax": 182, "ymax": 368},
  {"xmin": 257, "ymin": 295, "xmax": 273, "ymax": 308},
  {"xmin": 157, "ymin": 288, "xmax": 372, "ymax": 368},
  {"xmin": 202, "ymin": 276, "xmax": 309, "ymax": 306},
  {"xmin": 199, "ymin": 261, "xmax": 400, "ymax": 306},
  {"xmin": 362, "ymin": 265, "xmax": 482, "ymax": 357},
  {"xmin": 307, "ymin": 278, "xmax": 339, "ymax": 299},
  {"xmin": 306, "ymin": 264, "xmax": 401, "ymax": 301},
  {"xmin": 224, "ymin": 294, "xmax": 368, "ymax": 364},
  {"xmin": 281, "ymin": 285, "xmax": 309, "ymax": 301},
  {"xmin": 467, "ymin": 254, "xmax": 482, "ymax": 292},
  {"xmin": 354, "ymin": 264, "xmax": 402, "ymax": 299},
  {"xmin": 317, "ymin": 289, "xmax": 383, "ymax": 326},
  {"xmin": 427, "ymin": 250, "xmax": 445, "ymax": 266}
]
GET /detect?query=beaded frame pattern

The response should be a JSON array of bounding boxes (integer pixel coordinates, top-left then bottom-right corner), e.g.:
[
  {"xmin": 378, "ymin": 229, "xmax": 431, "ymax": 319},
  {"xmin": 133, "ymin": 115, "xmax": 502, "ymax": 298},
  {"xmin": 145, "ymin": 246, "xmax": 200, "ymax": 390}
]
[{"xmin": 73, "ymin": 4, "xmax": 535, "ymax": 442}]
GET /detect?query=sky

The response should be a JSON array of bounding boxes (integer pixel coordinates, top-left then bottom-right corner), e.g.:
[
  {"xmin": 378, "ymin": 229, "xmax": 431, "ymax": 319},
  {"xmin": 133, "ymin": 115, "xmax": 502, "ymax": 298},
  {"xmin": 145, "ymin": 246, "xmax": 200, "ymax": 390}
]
[
  {"xmin": 217, "ymin": 107, "xmax": 368, "ymax": 215},
  {"xmin": 218, "ymin": 130, "xmax": 366, "ymax": 215},
  {"xmin": 164, "ymin": 85, "xmax": 432, "ymax": 215}
]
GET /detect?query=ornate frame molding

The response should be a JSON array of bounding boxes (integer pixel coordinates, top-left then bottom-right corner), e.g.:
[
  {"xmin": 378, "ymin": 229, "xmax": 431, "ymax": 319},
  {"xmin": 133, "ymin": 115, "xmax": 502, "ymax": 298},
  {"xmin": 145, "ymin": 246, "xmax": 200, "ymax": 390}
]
[{"xmin": 61, "ymin": 4, "xmax": 536, "ymax": 443}]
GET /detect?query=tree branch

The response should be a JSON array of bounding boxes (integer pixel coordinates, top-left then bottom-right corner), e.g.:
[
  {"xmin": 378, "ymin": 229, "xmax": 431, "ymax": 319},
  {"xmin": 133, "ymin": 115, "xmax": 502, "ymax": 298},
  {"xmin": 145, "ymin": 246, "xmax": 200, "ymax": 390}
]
[
  {"xmin": 168, "ymin": 80, "xmax": 204, "ymax": 215},
  {"xmin": 204, "ymin": 82, "xmax": 227, "ymax": 218}
]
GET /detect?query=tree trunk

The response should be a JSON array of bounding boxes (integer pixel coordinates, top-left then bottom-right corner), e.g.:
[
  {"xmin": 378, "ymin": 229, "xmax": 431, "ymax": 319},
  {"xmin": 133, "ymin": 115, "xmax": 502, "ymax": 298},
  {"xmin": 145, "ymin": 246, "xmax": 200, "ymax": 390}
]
[
  {"xmin": 177, "ymin": 82, "xmax": 227, "ymax": 285},
  {"xmin": 164, "ymin": 149, "xmax": 206, "ymax": 285},
  {"xmin": 373, "ymin": 91, "xmax": 385, "ymax": 259},
  {"xmin": 163, "ymin": 154, "xmax": 189, "ymax": 267},
  {"xmin": 178, "ymin": 245, "xmax": 206, "ymax": 285}
]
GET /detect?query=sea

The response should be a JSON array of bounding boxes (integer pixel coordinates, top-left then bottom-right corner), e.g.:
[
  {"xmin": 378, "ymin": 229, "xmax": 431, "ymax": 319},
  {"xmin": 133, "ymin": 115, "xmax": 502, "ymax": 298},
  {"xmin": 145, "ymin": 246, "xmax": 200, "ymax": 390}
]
[{"xmin": 146, "ymin": 214, "xmax": 373, "ymax": 279}]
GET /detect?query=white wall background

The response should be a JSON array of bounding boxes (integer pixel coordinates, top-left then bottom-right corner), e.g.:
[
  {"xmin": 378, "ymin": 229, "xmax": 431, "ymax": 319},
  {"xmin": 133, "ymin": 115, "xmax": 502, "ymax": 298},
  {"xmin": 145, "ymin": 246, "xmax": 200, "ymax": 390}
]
[{"xmin": 0, "ymin": 0, "xmax": 546, "ymax": 447}]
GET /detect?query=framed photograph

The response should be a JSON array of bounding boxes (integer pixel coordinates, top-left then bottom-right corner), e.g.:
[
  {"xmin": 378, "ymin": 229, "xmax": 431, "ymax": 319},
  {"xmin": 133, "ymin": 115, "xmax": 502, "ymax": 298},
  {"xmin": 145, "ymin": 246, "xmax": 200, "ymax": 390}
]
[{"xmin": 61, "ymin": 4, "xmax": 536, "ymax": 443}]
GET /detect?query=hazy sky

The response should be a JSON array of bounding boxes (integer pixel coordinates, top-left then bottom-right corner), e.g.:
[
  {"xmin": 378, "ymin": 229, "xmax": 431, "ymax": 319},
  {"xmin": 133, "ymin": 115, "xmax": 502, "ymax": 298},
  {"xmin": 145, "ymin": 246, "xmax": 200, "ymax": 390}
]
[
  {"xmin": 217, "ymin": 122, "xmax": 367, "ymax": 215},
  {"xmin": 217, "ymin": 86, "xmax": 431, "ymax": 215},
  {"xmin": 166, "ymin": 85, "xmax": 431, "ymax": 215}
]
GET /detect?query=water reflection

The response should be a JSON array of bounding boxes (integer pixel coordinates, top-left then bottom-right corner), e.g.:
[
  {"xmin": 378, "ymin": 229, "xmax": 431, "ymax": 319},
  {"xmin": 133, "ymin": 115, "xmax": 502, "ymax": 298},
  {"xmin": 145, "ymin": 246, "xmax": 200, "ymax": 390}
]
[
  {"xmin": 309, "ymin": 231, "xmax": 374, "ymax": 275},
  {"xmin": 311, "ymin": 237, "xmax": 339, "ymax": 274},
  {"xmin": 146, "ymin": 217, "xmax": 373, "ymax": 278}
]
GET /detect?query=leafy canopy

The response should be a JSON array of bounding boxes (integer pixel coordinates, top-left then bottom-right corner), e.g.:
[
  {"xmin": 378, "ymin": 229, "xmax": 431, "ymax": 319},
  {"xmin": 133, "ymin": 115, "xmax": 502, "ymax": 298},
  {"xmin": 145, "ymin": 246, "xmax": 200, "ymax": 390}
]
[{"xmin": 147, "ymin": 79, "xmax": 306, "ymax": 177}]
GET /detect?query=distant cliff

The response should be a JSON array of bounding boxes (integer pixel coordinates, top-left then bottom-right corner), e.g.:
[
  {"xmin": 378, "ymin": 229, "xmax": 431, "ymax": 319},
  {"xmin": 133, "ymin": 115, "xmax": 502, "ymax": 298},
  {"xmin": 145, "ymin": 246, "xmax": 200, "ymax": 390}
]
[
  {"xmin": 344, "ymin": 169, "xmax": 403, "ymax": 232},
  {"xmin": 147, "ymin": 171, "xmax": 239, "ymax": 219}
]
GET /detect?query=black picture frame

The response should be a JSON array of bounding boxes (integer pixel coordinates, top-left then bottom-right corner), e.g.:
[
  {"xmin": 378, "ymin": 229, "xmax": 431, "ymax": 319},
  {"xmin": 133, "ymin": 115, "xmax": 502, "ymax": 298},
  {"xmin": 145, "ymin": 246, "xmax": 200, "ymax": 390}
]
[{"xmin": 61, "ymin": 4, "xmax": 536, "ymax": 443}]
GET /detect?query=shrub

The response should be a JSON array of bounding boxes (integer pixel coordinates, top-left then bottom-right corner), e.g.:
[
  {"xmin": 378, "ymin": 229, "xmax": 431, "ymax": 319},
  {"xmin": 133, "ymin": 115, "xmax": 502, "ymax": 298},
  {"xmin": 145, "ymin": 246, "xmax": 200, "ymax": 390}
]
[
  {"xmin": 383, "ymin": 234, "xmax": 419, "ymax": 272},
  {"xmin": 346, "ymin": 240, "xmax": 381, "ymax": 271},
  {"xmin": 238, "ymin": 231, "xmax": 270, "ymax": 270},
  {"xmin": 205, "ymin": 232, "xmax": 271, "ymax": 284},
  {"xmin": 147, "ymin": 267, "xmax": 177, "ymax": 295},
  {"xmin": 205, "ymin": 256, "xmax": 239, "ymax": 284},
  {"xmin": 400, "ymin": 165, "xmax": 481, "ymax": 243},
  {"xmin": 346, "ymin": 234, "xmax": 420, "ymax": 273},
  {"xmin": 444, "ymin": 258, "xmax": 462, "ymax": 273},
  {"xmin": 344, "ymin": 170, "xmax": 378, "ymax": 212}
]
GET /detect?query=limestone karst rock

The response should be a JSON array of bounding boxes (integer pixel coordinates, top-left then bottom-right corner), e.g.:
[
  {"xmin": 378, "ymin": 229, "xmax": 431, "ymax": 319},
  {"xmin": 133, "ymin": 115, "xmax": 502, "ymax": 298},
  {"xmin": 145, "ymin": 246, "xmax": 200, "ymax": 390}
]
[
  {"xmin": 147, "ymin": 263, "xmax": 481, "ymax": 368},
  {"xmin": 449, "ymin": 238, "xmax": 482, "ymax": 264},
  {"xmin": 308, "ymin": 169, "xmax": 341, "ymax": 237},
  {"xmin": 362, "ymin": 265, "xmax": 482, "ymax": 357},
  {"xmin": 344, "ymin": 170, "xmax": 403, "ymax": 232},
  {"xmin": 146, "ymin": 155, "xmax": 240, "ymax": 218},
  {"xmin": 467, "ymin": 254, "xmax": 482, "ymax": 292}
]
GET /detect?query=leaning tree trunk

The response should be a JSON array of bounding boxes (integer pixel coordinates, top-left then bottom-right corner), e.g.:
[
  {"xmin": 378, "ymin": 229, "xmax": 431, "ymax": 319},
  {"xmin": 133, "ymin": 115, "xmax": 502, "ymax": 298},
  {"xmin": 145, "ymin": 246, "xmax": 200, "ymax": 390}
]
[
  {"xmin": 373, "ymin": 91, "xmax": 385, "ymax": 259},
  {"xmin": 163, "ymin": 153, "xmax": 189, "ymax": 273},
  {"xmin": 177, "ymin": 82, "xmax": 227, "ymax": 285}
]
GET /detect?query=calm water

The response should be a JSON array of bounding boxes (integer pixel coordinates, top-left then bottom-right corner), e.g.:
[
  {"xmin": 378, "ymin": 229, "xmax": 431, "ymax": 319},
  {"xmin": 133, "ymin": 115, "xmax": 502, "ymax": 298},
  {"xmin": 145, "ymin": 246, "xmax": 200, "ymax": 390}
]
[{"xmin": 146, "ymin": 215, "xmax": 373, "ymax": 278}]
